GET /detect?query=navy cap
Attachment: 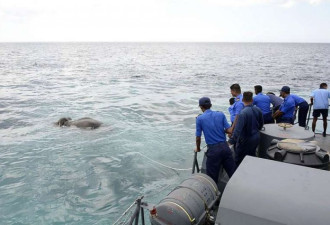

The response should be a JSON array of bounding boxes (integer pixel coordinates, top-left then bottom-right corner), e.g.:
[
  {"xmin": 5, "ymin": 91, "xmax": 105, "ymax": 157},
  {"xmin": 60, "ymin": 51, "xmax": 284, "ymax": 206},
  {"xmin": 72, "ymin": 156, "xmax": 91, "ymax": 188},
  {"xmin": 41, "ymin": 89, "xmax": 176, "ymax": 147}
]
[
  {"xmin": 199, "ymin": 97, "xmax": 211, "ymax": 106},
  {"xmin": 280, "ymin": 86, "xmax": 290, "ymax": 93}
]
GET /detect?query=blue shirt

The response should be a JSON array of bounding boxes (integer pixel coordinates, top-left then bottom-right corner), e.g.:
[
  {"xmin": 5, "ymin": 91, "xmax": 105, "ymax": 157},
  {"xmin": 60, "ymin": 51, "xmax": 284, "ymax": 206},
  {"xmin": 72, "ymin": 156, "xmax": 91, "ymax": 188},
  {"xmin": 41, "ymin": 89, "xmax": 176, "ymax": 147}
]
[
  {"xmin": 232, "ymin": 94, "xmax": 244, "ymax": 119},
  {"xmin": 253, "ymin": 93, "xmax": 271, "ymax": 115},
  {"xmin": 310, "ymin": 88, "xmax": 330, "ymax": 109},
  {"xmin": 231, "ymin": 105, "xmax": 264, "ymax": 143},
  {"xmin": 290, "ymin": 94, "xmax": 306, "ymax": 106},
  {"xmin": 267, "ymin": 94, "xmax": 283, "ymax": 108},
  {"xmin": 196, "ymin": 109, "xmax": 231, "ymax": 145},
  {"xmin": 279, "ymin": 95, "xmax": 296, "ymax": 119},
  {"xmin": 228, "ymin": 105, "xmax": 235, "ymax": 123}
]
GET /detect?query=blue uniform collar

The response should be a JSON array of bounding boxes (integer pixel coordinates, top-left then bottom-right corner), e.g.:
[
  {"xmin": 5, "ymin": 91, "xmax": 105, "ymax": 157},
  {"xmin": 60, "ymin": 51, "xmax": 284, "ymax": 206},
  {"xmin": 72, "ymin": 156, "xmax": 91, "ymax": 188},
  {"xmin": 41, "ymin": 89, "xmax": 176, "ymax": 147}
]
[
  {"xmin": 235, "ymin": 94, "xmax": 242, "ymax": 101},
  {"xmin": 284, "ymin": 94, "xmax": 291, "ymax": 100},
  {"xmin": 203, "ymin": 109, "xmax": 212, "ymax": 113}
]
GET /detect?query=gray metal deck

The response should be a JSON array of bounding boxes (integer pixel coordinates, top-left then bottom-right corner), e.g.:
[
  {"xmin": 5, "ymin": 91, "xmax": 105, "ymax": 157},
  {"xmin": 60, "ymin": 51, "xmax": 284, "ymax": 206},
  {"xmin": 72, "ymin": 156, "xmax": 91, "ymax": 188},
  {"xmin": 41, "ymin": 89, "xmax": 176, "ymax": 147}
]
[
  {"xmin": 216, "ymin": 156, "xmax": 330, "ymax": 225},
  {"xmin": 313, "ymin": 133, "xmax": 330, "ymax": 151}
]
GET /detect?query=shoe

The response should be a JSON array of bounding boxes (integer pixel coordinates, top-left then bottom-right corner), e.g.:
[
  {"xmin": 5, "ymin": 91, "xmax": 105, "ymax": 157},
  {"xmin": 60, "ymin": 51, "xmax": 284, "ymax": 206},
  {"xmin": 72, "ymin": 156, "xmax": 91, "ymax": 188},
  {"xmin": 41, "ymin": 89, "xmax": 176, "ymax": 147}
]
[{"xmin": 323, "ymin": 132, "xmax": 326, "ymax": 137}]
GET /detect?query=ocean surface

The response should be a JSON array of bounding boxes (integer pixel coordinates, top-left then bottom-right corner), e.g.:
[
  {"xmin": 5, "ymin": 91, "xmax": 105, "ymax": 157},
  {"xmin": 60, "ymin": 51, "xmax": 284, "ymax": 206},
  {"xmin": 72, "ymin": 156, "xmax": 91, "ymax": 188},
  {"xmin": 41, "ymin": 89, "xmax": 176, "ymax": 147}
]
[{"xmin": 0, "ymin": 42, "xmax": 329, "ymax": 224}]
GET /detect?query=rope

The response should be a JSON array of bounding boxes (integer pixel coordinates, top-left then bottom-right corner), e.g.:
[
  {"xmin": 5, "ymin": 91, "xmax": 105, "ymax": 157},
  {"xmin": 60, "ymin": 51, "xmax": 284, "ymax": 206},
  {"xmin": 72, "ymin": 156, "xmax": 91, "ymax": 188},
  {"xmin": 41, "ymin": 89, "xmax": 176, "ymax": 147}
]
[
  {"xmin": 44, "ymin": 147, "xmax": 207, "ymax": 225},
  {"xmin": 109, "ymin": 183, "xmax": 171, "ymax": 225},
  {"xmin": 165, "ymin": 202, "xmax": 195, "ymax": 223},
  {"xmin": 46, "ymin": 148, "xmax": 198, "ymax": 205},
  {"xmin": 130, "ymin": 152, "xmax": 192, "ymax": 171},
  {"xmin": 112, "ymin": 201, "xmax": 137, "ymax": 225},
  {"xmin": 129, "ymin": 145, "xmax": 208, "ymax": 172},
  {"xmin": 110, "ymin": 146, "xmax": 208, "ymax": 225}
]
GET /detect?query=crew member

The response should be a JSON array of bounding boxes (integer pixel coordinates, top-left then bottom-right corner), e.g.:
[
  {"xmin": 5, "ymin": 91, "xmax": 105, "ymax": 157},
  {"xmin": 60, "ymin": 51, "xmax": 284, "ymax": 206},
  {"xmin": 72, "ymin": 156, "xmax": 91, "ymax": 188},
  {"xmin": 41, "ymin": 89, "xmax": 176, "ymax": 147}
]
[
  {"xmin": 228, "ymin": 97, "xmax": 235, "ymax": 124},
  {"xmin": 229, "ymin": 83, "xmax": 244, "ymax": 130},
  {"xmin": 273, "ymin": 86, "xmax": 295, "ymax": 124},
  {"xmin": 310, "ymin": 83, "xmax": 330, "ymax": 137},
  {"xmin": 195, "ymin": 97, "xmax": 236, "ymax": 183},
  {"xmin": 253, "ymin": 85, "xmax": 274, "ymax": 124},
  {"xmin": 266, "ymin": 92, "xmax": 283, "ymax": 113},
  {"xmin": 229, "ymin": 92, "xmax": 264, "ymax": 166},
  {"xmin": 290, "ymin": 93, "xmax": 309, "ymax": 127}
]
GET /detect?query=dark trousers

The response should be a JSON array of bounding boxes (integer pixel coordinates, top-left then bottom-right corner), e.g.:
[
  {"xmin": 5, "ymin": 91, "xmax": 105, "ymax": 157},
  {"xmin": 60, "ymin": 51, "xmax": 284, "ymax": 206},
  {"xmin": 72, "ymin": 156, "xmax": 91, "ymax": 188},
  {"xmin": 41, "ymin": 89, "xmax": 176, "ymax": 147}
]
[
  {"xmin": 235, "ymin": 133, "xmax": 260, "ymax": 166},
  {"xmin": 263, "ymin": 112, "xmax": 274, "ymax": 124},
  {"xmin": 297, "ymin": 101, "xmax": 309, "ymax": 127},
  {"xmin": 206, "ymin": 142, "xmax": 236, "ymax": 183}
]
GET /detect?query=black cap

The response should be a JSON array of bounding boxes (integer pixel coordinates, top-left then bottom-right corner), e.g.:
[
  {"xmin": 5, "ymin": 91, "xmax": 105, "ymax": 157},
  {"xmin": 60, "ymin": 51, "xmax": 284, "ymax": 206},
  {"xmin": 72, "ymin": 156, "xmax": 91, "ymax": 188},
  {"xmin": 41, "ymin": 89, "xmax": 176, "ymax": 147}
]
[
  {"xmin": 199, "ymin": 97, "xmax": 211, "ymax": 107},
  {"xmin": 280, "ymin": 86, "xmax": 290, "ymax": 93}
]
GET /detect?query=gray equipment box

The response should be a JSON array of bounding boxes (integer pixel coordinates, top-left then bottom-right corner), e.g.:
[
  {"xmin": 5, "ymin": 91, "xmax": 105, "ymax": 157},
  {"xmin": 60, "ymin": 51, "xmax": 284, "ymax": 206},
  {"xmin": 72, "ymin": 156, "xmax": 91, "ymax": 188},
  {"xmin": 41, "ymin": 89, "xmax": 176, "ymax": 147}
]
[{"xmin": 216, "ymin": 156, "xmax": 330, "ymax": 225}]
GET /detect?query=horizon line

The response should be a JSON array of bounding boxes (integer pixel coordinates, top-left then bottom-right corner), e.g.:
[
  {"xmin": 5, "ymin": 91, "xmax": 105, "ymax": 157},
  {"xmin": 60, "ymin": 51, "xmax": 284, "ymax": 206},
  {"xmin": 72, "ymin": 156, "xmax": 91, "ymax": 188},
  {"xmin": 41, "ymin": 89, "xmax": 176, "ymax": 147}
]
[{"xmin": 1, "ymin": 41, "xmax": 330, "ymax": 44}]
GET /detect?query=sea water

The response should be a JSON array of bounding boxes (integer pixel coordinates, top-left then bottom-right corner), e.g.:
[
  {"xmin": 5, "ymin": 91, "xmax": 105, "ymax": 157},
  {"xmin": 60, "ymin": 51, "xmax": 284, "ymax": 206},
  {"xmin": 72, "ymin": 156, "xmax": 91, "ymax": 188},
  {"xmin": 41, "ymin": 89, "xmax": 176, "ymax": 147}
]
[{"xmin": 0, "ymin": 43, "xmax": 329, "ymax": 224}]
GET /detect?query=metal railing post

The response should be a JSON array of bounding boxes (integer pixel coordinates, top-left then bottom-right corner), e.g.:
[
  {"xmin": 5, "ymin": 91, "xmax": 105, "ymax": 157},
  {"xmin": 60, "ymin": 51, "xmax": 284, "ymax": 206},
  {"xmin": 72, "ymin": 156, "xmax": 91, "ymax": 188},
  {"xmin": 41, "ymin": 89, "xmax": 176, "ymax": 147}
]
[
  {"xmin": 128, "ymin": 198, "xmax": 142, "ymax": 225},
  {"xmin": 192, "ymin": 151, "xmax": 200, "ymax": 174},
  {"xmin": 141, "ymin": 207, "xmax": 145, "ymax": 225},
  {"xmin": 305, "ymin": 104, "xmax": 312, "ymax": 129}
]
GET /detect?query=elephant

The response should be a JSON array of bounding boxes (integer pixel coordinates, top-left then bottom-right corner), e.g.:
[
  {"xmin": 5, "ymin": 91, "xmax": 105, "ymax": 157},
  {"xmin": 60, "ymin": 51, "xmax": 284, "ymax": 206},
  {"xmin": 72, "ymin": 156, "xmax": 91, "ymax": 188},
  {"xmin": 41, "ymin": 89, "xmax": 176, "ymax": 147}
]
[{"xmin": 56, "ymin": 117, "xmax": 102, "ymax": 129}]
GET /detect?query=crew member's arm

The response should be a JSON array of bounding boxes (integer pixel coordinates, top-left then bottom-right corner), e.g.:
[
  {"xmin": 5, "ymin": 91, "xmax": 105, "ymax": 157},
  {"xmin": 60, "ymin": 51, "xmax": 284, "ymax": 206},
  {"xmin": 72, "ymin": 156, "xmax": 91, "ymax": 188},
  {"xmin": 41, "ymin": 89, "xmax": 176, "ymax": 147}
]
[
  {"xmin": 195, "ymin": 136, "xmax": 201, "ymax": 152},
  {"xmin": 229, "ymin": 114, "xmax": 244, "ymax": 145},
  {"xmin": 223, "ymin": 115, "xmax": 231, "ymax": 135},
  {"xmin": 310, "ymin": 90, "xmax": 315, "ymax": 105},
  {"xmin": 227, "ymin": 115, "xmax": 238, "ymax": 136},
  {"xmin": 195, "ymin": 116, "xmax": 202, "ymax": 152},
  {"xmin": 272, "ymin": 109, "xmax": 283, "ymax": 119},
  {"xmin": 228, "ymin": 102, "xmax": 243, "ymax": 135}
]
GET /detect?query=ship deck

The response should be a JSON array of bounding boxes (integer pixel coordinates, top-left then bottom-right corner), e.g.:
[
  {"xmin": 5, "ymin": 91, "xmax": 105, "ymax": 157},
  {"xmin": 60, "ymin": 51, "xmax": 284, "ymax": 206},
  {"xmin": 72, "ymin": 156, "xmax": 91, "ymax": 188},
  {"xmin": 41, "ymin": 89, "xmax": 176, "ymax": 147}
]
[{"xmin": 313, "ymin": 133, "xmax": 330, "ymax": 151}]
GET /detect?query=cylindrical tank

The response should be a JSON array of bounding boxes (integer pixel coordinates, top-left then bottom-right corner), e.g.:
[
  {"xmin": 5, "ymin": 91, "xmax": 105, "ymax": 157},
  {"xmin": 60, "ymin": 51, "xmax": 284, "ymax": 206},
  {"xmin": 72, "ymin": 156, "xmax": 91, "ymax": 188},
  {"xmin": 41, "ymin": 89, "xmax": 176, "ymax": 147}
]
[{"xmin": 149, "ymin": 173, "xmax": 220, "ymax": 225}]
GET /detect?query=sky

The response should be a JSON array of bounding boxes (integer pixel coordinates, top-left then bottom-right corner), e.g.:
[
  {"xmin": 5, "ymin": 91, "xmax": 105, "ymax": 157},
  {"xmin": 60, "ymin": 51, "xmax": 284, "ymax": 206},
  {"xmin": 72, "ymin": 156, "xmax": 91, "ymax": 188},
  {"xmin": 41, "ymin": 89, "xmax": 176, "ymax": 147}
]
[{"xmin": 0, "ymin": 0, "xmax": 330, "ymax": 42}]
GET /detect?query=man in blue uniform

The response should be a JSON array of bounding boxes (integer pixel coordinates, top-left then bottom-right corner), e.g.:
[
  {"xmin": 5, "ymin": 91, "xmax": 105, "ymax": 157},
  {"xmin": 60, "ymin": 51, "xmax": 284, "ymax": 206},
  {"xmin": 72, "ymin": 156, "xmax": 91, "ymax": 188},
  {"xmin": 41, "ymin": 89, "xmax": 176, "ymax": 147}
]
[
  {"xmin": 273, "ymin": 86, "xmax": 295, "ymax": 124},
  {"xmin": 310, "ymin": 83, "xmax": 330, "ymax": 137},
  {"xmin": 229, "ymin": 92, "xmax": 264, "ymax": 166},
  {"xmin": 290, "ymin": 94, "xmax": 309, "ymax": 127},
  {"xmin": 229, "ymin": 84, "xmax": 244, "ymax": 130},
  {"xmin": 228, "ymin": 97, "xmax": 235, "ymax": 124},
  {"xmin": 195, "ymin": 97, "xmax": 236, "ymax": 183},
  {"xmin": 253, "ymin": 85, "xmax": 274, "ymax": 124}
]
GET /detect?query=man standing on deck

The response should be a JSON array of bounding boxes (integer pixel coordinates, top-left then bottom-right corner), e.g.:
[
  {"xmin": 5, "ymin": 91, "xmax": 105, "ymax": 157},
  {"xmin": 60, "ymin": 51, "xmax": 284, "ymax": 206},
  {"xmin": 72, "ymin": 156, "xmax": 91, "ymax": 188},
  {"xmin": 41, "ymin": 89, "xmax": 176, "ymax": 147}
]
[
  {"xmin": 273, "ymin": 86, "xmax": 295, "ymax": 124},
  {"xmin": 253, "ymin": 85, "xmax": 274, "ymax": 124},
  {"xmin": 229, "ymin": 92, "xmax": 264, "ymax": 166},
  {"xmin": 229, "ymin": 84, "xmax": 245, "ymax": 131},
  {"xmin": 288, "ymin": 93, "xmax": 309, "ymax": 127},
  {"xmin": 310, "ymin": 83, "xmax": 330, "ymax": 137},
  {"xmin": 195, "ymin": 97, "xmax": 236, "ymax": 183}
]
